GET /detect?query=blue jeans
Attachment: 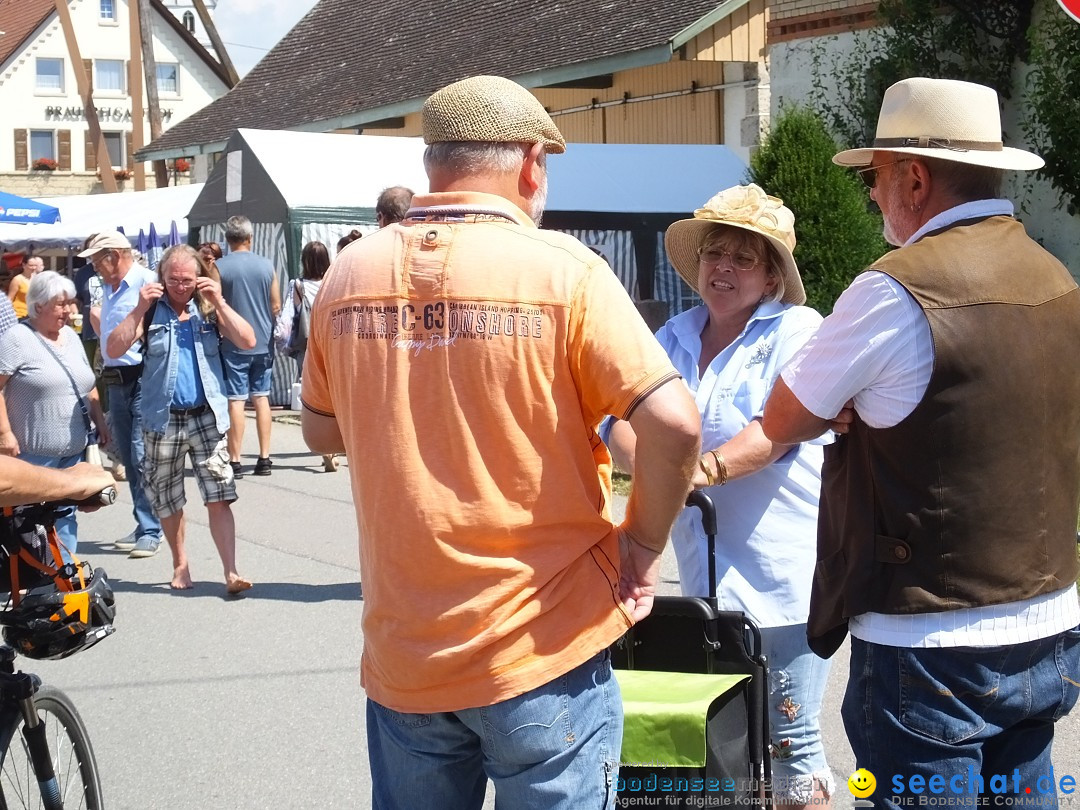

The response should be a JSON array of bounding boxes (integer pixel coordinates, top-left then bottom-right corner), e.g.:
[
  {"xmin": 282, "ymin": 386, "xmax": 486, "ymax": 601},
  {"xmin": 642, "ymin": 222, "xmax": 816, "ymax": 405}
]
[
  {"xmin": 106, "ymin": 378, "xmax": 161, "ymax": 539},
  {"xmin": 366, "ymin": 650, "xmax": 622, "ymax": 810},
  {"xmin": 762, "ymin": 624, "xmax": 833, "ymax": 801},
  {"xmin": 17, "ymin": 451, "xmax": 80, "ymax": 563},
  {"xmin": 844, "ymin": 628, "xmax": 1080, "ymax": 810}
]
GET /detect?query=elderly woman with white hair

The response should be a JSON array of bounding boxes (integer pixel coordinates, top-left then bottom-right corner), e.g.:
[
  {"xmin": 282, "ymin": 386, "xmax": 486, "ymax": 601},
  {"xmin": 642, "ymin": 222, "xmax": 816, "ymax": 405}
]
[{"xmin": 0, "ymin": 270, "xmax": 110, "ymax": 559}]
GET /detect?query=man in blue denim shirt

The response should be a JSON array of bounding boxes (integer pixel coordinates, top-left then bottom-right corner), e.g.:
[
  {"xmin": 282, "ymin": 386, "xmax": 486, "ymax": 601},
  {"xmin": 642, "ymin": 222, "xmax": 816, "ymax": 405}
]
[
  {"xmin": 107, "ymin": 245, "xmax": 254, "ymax": 594},
  {"xmin": 80, "ymin": 231, "xmax": 163, "ymax": 558}
]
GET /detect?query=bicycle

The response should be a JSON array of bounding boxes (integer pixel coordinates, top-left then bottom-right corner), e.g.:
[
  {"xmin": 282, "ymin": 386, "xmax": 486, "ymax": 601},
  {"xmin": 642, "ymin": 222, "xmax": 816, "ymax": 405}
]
[{"xmin": 0, "ymin": 489, "xmax": 118, "ymax": 810}]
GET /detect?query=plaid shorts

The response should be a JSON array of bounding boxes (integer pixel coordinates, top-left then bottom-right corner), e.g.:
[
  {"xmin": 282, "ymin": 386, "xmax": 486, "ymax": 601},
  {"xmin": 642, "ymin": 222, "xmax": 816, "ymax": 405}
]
[{"xmin": 143, "ymin": 407, "xmax": 236, "ymax": 518}]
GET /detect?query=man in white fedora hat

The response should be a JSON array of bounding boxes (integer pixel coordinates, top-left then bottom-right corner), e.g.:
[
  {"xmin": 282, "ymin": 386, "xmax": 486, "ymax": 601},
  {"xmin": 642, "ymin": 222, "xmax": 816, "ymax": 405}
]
[
  {"xmin": 764, "ymin": 76, "xmax": 1080, "ymax": 803},
  {"xmin": 300, "ymin": 75, "xmax": 700, "ymax": 809}
]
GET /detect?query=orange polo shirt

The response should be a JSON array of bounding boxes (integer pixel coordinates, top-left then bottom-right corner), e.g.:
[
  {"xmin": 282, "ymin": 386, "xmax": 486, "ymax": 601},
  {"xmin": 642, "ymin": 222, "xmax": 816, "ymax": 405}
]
[{"xmin": 302, "ymin": 191, "xmax": 679, "ymax": 713}]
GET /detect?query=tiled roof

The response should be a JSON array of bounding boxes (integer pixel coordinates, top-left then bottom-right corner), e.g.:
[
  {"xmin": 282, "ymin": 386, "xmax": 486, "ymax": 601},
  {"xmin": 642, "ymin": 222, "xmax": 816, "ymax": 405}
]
[
  {"xmin": 138, "ymin": 0, "xmax": 728, "ymax": 158},
  {"xmin": 0, "ymin": 0, "xmax": 52, "ymax": 68},
  {"xmin": 0, "ymin": 0, "xmax": 230, "ymax": 88}
]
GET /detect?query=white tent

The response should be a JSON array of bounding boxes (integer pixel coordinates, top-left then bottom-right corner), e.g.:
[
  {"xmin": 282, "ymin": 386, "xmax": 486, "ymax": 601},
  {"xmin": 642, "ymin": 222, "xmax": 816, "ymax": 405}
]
[{"xmin": 0, "ymin": 183, "xmax": 204, "ymax": 253}]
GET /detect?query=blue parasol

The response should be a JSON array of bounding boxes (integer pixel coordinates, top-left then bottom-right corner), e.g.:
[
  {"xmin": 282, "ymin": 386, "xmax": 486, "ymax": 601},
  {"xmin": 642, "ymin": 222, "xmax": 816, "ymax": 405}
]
[
  {"xmin": 146, "ymin": 222, "xmax": 163, "ymax": 270},
  {"xmin": 0, "ymin": 190, "xmax": 60, "ymax": 224}
]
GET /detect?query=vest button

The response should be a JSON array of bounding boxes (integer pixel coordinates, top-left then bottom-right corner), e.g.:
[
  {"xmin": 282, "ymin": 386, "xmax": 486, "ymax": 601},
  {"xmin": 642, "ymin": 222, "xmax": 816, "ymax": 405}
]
[{"xmin": 894, "ymin": 545, "xmax": 909, "ymax": 560}]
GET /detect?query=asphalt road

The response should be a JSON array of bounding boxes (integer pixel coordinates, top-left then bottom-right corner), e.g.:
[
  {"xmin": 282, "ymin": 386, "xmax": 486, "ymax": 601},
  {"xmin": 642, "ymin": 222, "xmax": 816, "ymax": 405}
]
[{"xmin": 27, "ymin": 414, "xmax": 1079, "ymax": 808}]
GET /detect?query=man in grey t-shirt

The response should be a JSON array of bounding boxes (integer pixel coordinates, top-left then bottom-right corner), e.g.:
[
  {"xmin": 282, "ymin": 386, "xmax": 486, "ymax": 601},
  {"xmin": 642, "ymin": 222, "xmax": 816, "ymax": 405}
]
[{"xmin": 215, "ymin": 215, "xmax": 280, "ymax": 477}]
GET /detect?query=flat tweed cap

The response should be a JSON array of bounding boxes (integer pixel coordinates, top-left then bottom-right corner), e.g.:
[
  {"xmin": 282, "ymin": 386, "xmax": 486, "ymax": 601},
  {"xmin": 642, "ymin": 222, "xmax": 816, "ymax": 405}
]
[{"xmin": 423, "ymin": 75, "xmax": 566, "ymax": 154}]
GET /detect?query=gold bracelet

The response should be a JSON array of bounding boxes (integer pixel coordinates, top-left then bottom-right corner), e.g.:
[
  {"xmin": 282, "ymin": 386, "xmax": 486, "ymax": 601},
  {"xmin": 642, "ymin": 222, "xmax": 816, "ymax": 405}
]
[
  {"xmin": 709, "ymin": 449, "xmax": 728, "ymax": 486},
  {"xmin": 698, "ymin": 455, "xmax": 716, "ymax": 486}
]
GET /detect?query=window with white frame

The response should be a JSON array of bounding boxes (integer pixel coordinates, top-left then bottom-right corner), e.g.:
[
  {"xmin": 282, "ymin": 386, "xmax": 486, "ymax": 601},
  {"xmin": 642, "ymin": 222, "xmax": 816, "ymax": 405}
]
[
  {"xmin": 29, "ymin": 131, "xmax": 57, "ymax": 163},
  {"xmin": 100, "ymin": 0, "xmax": 116, "ymax": 21},
  {"xmin": 35, "ymin": 58, "xmax": 64, "ymax": 92},
  {"xmin": 95, "ymin": 60, "xmax": 125, "ymax": 93},
  {"xmin": 183, "ymin": 11, "xmax": 195, "ymax": 33},
  {"xmin": 156, "ymin": 63, "xmax": 180, "ymax": 95},
  {"xmin": 103, "ymin": 132, "xmax": 124, "ymax": 168}
]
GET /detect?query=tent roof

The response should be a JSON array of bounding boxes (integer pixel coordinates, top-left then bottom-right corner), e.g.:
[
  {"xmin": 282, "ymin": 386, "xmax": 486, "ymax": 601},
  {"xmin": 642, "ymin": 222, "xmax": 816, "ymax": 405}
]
[
  {"xmin": 0, "ymin": 184, "xmax": 204, "ymax": 252},
  {"xmin": 546, "ymin": 143, "xmax": 747, "ymax": 214},
  {"xmin": 0, "ymin": 190, "xmax": 60, "ymax": 224},
  {"xmin": 187, "ymin": 129, "xmax": 748, "ymax": 226},
  {"xmin": 188, "ymin": 130, "xmax": 429, "ymax": 226}
]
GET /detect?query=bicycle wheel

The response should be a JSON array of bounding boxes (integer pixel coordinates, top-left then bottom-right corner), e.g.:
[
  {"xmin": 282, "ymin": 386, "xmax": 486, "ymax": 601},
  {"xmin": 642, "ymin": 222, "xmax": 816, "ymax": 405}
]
[{"xmin": 0, "ymin": 685, "xmax": 103, "ymax": 810}]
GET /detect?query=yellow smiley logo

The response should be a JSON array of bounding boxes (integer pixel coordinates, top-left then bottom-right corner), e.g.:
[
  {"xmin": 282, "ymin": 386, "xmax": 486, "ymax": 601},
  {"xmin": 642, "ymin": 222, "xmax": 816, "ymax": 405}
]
[{"xmin": 848, "ymin": 768, "xmax": 877, "ymax": 798}]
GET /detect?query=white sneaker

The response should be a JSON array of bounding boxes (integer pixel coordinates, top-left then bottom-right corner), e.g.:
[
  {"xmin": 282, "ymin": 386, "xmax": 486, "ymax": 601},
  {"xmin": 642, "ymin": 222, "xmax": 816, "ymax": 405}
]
[{"xmin": 114, "ymin": 531, "xmax": 138, "ymax": 551}]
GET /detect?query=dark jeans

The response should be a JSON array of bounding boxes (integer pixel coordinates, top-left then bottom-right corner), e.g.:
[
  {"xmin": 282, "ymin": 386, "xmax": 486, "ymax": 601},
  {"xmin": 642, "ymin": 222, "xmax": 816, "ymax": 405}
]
[{"xmin": 844, "ymin": 627, "xmax": 1080, "ymax": 810}]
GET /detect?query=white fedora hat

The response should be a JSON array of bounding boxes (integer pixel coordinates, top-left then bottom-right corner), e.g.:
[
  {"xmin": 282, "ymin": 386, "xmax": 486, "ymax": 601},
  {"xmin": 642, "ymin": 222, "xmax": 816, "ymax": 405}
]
[{"xmin": 833, "ymin": 77, "xmax": 1043, "ymax": 171}]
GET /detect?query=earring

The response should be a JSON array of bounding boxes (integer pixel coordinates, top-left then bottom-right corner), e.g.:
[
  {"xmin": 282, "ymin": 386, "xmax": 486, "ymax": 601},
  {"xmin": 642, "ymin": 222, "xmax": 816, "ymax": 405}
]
[{"xmin": 911, "ymin": 204, "xmax": 922, "ymax": 213}]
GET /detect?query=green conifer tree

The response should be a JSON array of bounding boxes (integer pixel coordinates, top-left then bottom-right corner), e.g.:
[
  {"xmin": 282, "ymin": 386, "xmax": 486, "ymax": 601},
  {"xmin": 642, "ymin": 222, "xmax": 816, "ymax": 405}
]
[{"xmin": 750, "ymin": 106, "xmax": 888, "ymax": 314}]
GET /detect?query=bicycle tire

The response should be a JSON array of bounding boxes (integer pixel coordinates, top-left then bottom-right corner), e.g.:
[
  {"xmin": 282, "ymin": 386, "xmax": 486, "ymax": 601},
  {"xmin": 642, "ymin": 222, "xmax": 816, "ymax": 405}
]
[{"xmin": 0, "ymin": 685, "xmax": 103, "ymax": 810}]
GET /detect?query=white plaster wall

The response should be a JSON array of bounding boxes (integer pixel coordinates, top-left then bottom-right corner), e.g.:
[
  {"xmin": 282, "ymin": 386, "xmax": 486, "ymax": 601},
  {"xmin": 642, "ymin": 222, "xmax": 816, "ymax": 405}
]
[
  {"xmin": 0, "ymin": 0, "xmax": 227, "ymax": 181},
  {"xmin": 768, "ymin": 30, "xmax": 1080, "ymax": 277}
]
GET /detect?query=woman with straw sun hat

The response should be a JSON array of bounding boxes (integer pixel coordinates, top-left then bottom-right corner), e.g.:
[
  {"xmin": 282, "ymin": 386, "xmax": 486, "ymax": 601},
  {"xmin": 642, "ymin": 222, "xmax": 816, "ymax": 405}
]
[{"xmin": 605, "ymin": 183, "xmax": 833, "ymax": 809}]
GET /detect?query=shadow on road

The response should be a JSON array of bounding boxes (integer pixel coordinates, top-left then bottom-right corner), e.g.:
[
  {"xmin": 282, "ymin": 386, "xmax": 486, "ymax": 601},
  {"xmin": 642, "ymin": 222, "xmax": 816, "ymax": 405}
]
[{"xmin": 107, "ymin": 577, "xmax": 363, "ymax": 603}]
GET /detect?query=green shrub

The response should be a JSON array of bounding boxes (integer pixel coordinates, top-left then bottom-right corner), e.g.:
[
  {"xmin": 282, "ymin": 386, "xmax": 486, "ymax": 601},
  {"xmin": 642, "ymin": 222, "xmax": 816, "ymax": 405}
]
[{"xmin": 750, "ymin": 106, "xmax": 888, "ymax": 314}]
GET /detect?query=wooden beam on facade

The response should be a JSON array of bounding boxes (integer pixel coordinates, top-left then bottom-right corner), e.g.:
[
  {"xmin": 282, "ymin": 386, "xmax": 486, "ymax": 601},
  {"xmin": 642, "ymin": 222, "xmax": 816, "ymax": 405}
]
[
  {"xmin": 128, "ymin": 0, "xmax": 146, "ymax": 190},
  {"xmin": 53, "ymin": 0, "xmax": 117, "ymax": 192},
  {"xmin": 137, "ymin": 0, "xmax": 169, "ymax": 188},
  {"xmin": 192, "ymin": 0, "xmax": 239, "ymax": 87}
]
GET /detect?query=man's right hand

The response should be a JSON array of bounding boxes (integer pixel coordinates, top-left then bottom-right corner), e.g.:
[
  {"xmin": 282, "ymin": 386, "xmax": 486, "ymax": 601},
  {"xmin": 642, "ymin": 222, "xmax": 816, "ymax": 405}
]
[
  {"xmin": 136, "ymin": 282, "xmax": 165, "ymax": 312},
  {"xmin": 617, "ymin": 527, "xmax": 665, "ymax": 623}
]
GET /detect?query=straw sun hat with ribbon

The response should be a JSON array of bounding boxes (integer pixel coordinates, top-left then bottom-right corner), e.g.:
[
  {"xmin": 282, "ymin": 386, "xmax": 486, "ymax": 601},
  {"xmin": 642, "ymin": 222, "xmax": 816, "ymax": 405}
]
[
  {"xmin": 833, "ymin": 77, "xmax": 1043, "ymax": 171},
  {"xmin": 665, "ymin": 184, "xmax": 805, "ymax": 306},
  {"xmin": 423, "ymin": 75, "xmax": 566, "ymax": 154}
]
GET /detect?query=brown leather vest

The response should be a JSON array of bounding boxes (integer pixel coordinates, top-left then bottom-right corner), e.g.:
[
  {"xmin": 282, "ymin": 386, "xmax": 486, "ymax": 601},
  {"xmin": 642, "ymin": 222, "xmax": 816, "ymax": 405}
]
[{"xmin": 808, "ymin": 215, "xmax": 1080, "ymax": 658}]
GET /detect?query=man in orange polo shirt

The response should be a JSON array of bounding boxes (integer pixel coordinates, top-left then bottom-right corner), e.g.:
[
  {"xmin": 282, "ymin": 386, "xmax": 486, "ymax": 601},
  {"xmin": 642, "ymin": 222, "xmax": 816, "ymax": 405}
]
[{"xmin": 301, "ymin": 75, "xmax": 700, "ymax": 809}]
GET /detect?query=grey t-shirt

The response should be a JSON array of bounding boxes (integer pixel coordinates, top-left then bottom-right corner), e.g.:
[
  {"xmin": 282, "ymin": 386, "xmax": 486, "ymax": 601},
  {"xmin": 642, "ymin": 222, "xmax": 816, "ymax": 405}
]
[
  {"xmin": 0, "ymin": 324, "xmax": 95, "ymax": 457},
  {"xmin": 217, "ymin": 250, "xmax": 275, "ymax": 355}
]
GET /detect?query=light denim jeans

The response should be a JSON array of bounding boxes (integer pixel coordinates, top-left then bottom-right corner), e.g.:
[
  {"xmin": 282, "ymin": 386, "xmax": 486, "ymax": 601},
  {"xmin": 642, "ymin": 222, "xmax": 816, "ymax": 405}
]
[
  {"xmin": 17, "ymin": 451, "xmax": 80, "ymax": 564},
  {"xmin": 366, "ymin": 650, "xmax": 622, "ymax": 810},
  {"xmin": 762, "ymin": 623, "xmax": 833, "ymax": 801},
  {"xmin": 106, "ymin": 378, "xmax": 161, "ymax": 540},
  {"xmin": 844, "ymin": 627, "xmax": 1080, "ymax": 810}
]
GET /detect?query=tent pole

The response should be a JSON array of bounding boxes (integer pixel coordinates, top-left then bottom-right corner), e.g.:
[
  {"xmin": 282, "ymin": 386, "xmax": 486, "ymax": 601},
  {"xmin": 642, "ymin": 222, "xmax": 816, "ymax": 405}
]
[{"xmin": 632, "ymin": 228, "xmax": 657, "ymax": 300}]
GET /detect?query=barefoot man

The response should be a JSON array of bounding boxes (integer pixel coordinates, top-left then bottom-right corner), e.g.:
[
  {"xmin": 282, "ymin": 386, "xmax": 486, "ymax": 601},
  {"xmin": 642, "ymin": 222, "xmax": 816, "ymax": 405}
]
[{"xmin": 107, "ymin": 245, "xmax": 253, "ymax": 594}]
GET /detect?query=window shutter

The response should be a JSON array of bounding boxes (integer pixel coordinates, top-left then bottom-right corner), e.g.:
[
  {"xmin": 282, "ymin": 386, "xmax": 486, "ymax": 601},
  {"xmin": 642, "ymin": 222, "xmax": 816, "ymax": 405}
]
[
  {"xmin": 83, "ymin": 59, "xmax": 93, "ymax": 92},
  {"xmin": 14, "ymin": 129, "xmax": 27, "ymax": 171},
  {"xmin": 84, "ymin": 130, "xmax": 97, "ymax": 171},
  {"xmin": 125, "ymin": 131, "xmax": 134, "ymax": 169},
  {"xmin": 58, "ymin": 130, "xmax": 71, "ymax": 170}
]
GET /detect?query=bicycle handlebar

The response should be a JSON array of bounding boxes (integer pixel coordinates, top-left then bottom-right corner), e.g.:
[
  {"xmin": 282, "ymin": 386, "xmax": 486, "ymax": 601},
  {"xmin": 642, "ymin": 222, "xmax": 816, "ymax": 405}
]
[
  {"xmin": 56, "ymin": 487, "xmax": 117, "ymax": 509},
  {"xmin": 6, "ymin": 487, "xmax": 117, "ymax": 524}
]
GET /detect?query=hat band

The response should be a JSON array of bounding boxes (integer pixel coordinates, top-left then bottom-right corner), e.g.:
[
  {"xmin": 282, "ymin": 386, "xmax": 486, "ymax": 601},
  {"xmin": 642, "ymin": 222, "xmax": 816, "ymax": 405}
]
[{"xmin": 873, "ymin": 137, "xmax": 1003, "ymax": 153}]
